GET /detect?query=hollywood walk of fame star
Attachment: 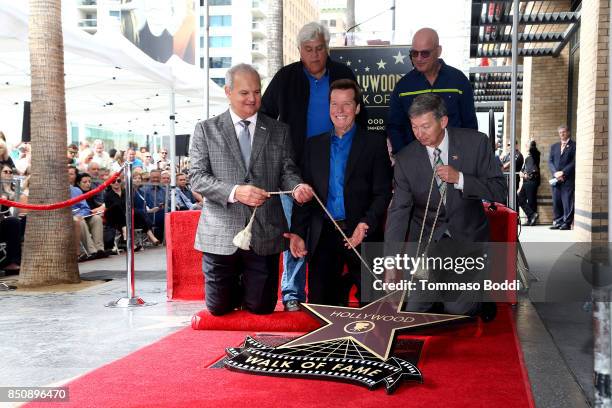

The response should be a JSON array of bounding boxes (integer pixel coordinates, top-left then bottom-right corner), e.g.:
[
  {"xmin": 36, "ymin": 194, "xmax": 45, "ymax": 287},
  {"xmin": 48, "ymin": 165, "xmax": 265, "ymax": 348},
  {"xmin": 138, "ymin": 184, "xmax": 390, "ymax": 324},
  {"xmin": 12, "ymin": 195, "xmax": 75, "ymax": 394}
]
[{"xmin": 279, "ymin": 290, "xmax": 468, "ymax": 360}]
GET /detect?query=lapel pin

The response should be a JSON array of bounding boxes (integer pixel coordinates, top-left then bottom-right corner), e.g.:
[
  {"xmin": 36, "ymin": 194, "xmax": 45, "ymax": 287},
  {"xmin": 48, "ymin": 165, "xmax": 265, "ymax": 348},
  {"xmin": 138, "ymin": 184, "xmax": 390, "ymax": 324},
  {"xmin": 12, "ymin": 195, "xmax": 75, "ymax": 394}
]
[{"xmin": 452, "ymin": 155, "xmax": 459, "ymax": 160}]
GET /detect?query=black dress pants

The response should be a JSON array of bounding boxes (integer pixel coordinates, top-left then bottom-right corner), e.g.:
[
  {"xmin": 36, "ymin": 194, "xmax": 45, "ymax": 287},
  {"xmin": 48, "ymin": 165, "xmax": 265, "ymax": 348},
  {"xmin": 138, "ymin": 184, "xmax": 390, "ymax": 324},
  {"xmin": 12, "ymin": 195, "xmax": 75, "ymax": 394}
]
[
  {"xmin": 203, "ymin": 250, "xmax": 280, "ymax": 316},
  {"xmin": 518, "ymin": 179, "xmax": 539, "ymax": 218},
  {"xmin": 308, "ymin": 220, "xmax": 361, "ymax": 306},
  {"xmin": 0, "ymin": 216, "xmax": 21, "ymax": 266}
]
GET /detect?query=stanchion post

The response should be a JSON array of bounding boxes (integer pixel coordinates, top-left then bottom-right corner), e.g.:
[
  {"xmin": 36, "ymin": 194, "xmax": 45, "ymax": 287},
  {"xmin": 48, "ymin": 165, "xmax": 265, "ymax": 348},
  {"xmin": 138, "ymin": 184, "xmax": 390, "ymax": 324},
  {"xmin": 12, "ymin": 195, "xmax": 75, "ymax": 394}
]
[{"xmin": 106, "ymin": 162, "xmax": 156, "ymax": 308}]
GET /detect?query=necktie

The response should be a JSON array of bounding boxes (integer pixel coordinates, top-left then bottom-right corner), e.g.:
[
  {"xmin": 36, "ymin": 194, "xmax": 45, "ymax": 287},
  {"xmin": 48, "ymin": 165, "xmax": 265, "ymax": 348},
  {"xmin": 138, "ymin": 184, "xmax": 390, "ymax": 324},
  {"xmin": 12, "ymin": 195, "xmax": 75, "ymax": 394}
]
[
  {"xmin": 561, "ymin": 142, "xmax": 567, "ymax": 154},
  {"xmin": 433, "ymin": 147, "xmax": 447, "ymax": 200},
  {"xmin": 238, "ymin": 120, "xmax": 251, "ymax": 168}
]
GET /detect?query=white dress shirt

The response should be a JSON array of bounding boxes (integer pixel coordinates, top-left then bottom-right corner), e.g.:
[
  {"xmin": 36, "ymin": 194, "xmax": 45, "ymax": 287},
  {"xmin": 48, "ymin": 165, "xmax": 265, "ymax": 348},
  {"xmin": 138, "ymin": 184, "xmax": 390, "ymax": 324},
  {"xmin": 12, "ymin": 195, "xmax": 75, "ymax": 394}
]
[{"xmin": 425, "ymin": 129, "xmax": 464, "ymax": 191}]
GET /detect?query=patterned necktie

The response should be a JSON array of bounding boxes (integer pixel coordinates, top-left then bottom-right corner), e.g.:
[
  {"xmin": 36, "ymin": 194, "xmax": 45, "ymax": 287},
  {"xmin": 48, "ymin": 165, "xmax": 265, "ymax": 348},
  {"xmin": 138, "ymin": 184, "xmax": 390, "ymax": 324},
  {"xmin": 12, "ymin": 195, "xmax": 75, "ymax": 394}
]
[
  {"xmin": 433, "ymin": 147, "xmax": 447, "ymax": 200},
  {"xmin": 237, "ymin": 120, "xmax": 251, "ymax": 168}
]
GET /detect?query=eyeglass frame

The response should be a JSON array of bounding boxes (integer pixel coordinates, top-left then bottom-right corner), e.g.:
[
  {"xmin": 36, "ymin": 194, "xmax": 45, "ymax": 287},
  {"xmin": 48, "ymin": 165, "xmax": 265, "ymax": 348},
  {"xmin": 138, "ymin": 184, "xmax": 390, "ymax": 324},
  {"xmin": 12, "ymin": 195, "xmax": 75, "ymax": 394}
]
[{"xmin": 409, "ymin": 48, "xmax": 436, "ymax": 59}]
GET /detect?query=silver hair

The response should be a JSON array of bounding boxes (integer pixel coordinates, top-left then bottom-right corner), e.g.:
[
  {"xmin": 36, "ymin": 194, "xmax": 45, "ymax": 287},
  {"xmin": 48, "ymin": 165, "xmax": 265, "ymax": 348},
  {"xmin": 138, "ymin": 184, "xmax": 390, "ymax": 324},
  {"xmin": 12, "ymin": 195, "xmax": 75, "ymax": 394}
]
[
  {"xmin": 408, "ymin": 93, "xmax": 448, "ymax": 120},
  {"xmin": 225, "ymin": 64, "xmax": 261, "ymax": 90},
  {"xmin": 297, "ymin": 22, "xmax": 330, "ymax": 48},
  {"xmin": 557, "ymin": 125, "xmax": 570, "ymax": 132}
]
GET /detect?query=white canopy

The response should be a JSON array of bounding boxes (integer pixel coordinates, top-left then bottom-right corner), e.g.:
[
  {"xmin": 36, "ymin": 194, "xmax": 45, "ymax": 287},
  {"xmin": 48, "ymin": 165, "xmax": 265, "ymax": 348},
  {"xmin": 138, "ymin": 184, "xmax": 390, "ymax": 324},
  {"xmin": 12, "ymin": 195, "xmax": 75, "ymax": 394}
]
[{"xmin": 0, "ymin": 2, "xmax": 227, "ymax": 144}]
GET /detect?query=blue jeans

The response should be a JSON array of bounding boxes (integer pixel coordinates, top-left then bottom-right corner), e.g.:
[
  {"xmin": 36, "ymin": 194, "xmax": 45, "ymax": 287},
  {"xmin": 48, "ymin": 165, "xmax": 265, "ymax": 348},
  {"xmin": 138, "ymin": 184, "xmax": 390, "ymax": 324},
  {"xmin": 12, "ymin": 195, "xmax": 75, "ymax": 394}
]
[{"xmin": 280, "ymin": 195, "xmax": 306, "ymax": 303}]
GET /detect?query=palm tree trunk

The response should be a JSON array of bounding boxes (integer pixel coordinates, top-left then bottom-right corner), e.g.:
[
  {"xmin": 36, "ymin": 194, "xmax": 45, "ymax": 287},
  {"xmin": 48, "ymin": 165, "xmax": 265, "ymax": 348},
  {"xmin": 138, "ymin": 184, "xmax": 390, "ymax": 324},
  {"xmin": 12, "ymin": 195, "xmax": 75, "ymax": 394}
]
[
  {"xmin": 19, "ymin": 0, "xmax": 79, "ymax": 286},
  {"xmin": 267, "ymin": 0, "xmax": 283, "ymax": 77}
]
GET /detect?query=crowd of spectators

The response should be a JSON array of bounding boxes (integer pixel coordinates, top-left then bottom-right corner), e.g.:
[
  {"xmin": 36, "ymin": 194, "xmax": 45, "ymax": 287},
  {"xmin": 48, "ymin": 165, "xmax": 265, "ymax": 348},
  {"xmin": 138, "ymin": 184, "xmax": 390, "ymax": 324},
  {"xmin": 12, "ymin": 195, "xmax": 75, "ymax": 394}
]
[{"xmin": 0, "ymin": 133, "xmax": 202, "ymax": 274}]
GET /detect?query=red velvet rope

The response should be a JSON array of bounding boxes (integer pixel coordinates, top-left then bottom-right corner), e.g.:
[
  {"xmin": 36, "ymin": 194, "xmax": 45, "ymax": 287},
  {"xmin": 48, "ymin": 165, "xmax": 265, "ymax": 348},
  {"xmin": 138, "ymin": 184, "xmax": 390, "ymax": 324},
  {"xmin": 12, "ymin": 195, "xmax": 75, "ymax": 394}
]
[{"xmin": 0, "ymin": 168, "xmax": 123, "ymax": 211}]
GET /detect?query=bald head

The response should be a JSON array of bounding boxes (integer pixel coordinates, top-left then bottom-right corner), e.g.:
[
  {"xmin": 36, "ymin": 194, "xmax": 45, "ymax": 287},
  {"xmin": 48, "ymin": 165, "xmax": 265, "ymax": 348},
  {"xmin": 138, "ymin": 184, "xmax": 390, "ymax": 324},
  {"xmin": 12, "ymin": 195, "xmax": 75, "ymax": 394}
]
[
  {"xmin": 413, "ymin": 28, "xmax": 439, "ymax": 48},
  {"xmin": 411, "ymin": 28, "xmax": 442, "ymax": 78}
]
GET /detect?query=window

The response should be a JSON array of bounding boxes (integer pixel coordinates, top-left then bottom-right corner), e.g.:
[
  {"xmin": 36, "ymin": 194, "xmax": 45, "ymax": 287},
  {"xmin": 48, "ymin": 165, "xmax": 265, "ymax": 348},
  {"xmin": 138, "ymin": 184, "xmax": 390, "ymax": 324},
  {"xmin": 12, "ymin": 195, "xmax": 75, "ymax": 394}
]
[
  {"xmin": 209, "ymin": 57, "xmax": 232, "ymax": 68},
  {"xmin": 210, "ymin": 15, "xmax": 231, "ymax": 26},
  {"xmin": 200, "ymin": 16, "xmax": 204, "ymax": 27},
  {"xmin": 209, "ymin": 36, "xmax": 232, "ymax": 47},
  {"xmin": 109, "ymin": 10, "xmax": 120, "ymax": 18},
  {"xmin": 567, "ymin": 29, "xmax": 580, "ymax": 137},
  {"xmin": 208, "ymin": 0, "xmax": 231, "ymax": 5},
  {"xmin": 329, "ymin": 19, "xmax": 336, "ymax": 27},
  {"xmin": 200, "ymin": 36, "xmax": 205, "ymax": 48},
  {"xmin": 212, "ymin": 78, "xmax": 226, "ymax": 87}
]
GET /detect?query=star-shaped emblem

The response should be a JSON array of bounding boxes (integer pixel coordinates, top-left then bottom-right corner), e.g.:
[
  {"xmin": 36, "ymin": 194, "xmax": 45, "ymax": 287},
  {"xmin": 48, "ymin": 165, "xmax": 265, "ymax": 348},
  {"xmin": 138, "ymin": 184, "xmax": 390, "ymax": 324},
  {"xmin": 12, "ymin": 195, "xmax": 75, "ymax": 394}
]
[
  {"xmin": 346, "ymin": 60, "xmax": 352, "ymax": 66},
  {"xmin": 376, "ymin": 59, "xmax": 387, "ymax": 70},
  {"xmin": 364, "ymin": 66, "xmax": 370, "ymax": 72},
  {"xmin": 279, "ymin": 291, "xmax": 468, "ymax": 360},
  {"xmin": 393, "ymin": 51, "xmax": 406, "ymax": 64}
]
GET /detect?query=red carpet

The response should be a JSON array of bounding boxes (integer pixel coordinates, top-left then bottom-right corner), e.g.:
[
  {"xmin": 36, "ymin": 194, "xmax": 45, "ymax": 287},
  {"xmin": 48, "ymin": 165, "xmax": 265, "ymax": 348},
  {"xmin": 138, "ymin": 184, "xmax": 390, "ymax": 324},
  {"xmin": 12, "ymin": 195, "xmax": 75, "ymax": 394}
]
[{"xmin": 26, "ymin": 306, "xmax": 534, "ymax": 408}]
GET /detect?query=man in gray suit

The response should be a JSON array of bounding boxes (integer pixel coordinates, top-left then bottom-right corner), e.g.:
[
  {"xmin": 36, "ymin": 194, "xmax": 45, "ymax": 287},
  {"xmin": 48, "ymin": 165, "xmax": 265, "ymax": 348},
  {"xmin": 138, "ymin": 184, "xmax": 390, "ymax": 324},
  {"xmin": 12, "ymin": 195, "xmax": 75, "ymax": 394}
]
[
  {"xmin": 385, "ymin": 94, "xmax": 506, "ymax": 316},
  {"xmin": 189, "ymin": 64, "xmax": 313, "ymax": 316}
]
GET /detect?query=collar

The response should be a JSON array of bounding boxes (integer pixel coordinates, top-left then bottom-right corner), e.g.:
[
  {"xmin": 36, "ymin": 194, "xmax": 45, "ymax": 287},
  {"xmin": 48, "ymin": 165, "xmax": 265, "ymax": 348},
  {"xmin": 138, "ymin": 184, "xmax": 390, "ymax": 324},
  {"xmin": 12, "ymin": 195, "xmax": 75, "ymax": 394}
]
[
  {"xmin": 229, "ymin": 108, "xmax": 257, "ymax": 126},
  {"xmin": 333, "ymin": 123, "xmax": 357, "ymax": 140},
  {"xmin": 303, "ymin": 66, "xmax": 329, "ymax": 81},
  {"xmin": 426, "ymin": 128, "xmax": 449, "ymax": 155}
]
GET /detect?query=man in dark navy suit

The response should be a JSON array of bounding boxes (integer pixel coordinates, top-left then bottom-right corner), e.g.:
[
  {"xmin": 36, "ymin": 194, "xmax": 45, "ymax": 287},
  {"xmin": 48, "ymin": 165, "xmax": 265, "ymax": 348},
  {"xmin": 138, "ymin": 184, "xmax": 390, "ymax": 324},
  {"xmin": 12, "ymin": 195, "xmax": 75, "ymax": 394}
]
[{"xmin": 548, "ymin": 125, "xmax": 576, "ymax": 230}]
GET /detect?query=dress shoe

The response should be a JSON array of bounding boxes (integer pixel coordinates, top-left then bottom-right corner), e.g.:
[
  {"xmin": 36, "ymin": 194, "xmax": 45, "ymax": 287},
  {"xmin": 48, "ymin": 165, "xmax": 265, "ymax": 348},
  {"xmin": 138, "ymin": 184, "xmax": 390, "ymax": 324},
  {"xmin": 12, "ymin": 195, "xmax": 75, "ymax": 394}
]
[
  {"xmin": 559, "ymin": 224, "xmax": 571, "ymax": 230},
  {"xmin": 96, "ymin": 250, "xmax": 109, "ymax": 259},
  {"xmin": 284, "ymin": 300, "xmax": 300, "ymax": 312},
  {"xmin": 479, "ymin": 302, "xmax": 497, "ymax": 323},
  {"xmin": 549, "ymin": 224, "xmax": 561, "ymax": 230},
  {"xmin": 529, "ymin": 213, "xmax": 539, "ymax": 226}
]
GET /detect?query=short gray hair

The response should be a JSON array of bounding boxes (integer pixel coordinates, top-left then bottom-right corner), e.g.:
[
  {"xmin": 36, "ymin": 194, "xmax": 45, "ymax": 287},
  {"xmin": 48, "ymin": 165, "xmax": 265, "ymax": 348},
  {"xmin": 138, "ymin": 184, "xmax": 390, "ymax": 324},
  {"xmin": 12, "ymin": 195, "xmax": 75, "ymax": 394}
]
[
  {"xmin": 225, "ymin": 64, "xmax": 261, "ymax": 90},
  {"xmin": 298, "ymin": 22, "xmax": 330, "ymax": 48},
  {"xmin": 557, "ymin": 125, "xmax": 569, "ymax": 132},
  {"xmin": 408, "ymin": 93, "xmax": 448, "ymax": 120}
]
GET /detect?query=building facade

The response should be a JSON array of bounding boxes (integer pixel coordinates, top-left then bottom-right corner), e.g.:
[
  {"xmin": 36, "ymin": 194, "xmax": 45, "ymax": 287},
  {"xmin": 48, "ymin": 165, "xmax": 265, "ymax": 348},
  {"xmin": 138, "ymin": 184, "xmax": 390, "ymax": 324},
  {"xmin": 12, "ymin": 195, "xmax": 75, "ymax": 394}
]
[{"xmin": 200, "ymin": 0, "xmax": 318, "ymax": 86}]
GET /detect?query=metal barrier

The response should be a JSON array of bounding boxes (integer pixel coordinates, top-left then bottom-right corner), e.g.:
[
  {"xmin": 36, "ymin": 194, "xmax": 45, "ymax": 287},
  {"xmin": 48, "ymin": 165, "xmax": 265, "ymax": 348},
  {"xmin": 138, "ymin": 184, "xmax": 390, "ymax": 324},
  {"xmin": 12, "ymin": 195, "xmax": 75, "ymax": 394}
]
[{"xmin": 105, "ymin": 162, "xmax": 155, "ymax": 308}]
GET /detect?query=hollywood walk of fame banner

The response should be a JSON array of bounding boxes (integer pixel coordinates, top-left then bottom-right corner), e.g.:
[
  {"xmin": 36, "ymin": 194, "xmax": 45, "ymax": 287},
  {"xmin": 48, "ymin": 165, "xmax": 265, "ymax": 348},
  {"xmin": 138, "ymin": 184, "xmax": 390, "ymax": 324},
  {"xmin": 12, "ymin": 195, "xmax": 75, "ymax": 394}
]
[{"xmin": 330, "ymin": 46, "xmax": 412, "ymax": 136}]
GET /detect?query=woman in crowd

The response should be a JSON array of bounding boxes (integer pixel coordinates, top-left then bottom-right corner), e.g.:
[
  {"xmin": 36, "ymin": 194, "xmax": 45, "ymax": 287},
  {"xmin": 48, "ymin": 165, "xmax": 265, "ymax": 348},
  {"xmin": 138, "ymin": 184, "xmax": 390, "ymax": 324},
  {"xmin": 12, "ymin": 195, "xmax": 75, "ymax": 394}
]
[
  {"xmin": 0, "ymin": 140, "xmax": 15, "ymax": 169},
  {"xmin": 110, "ymin": 150, "xmax": 126, "ymax": 173},
  {"xmin": 518, "ymin": 140, "xmax": 541, "ymax": 226},
  {"xmin": 104, "ymin": 176, "xmax": 160, "ymax": 247},
  {"xmin": 0, "ymin": 164, "xmax": 21, "ymax": 274}
]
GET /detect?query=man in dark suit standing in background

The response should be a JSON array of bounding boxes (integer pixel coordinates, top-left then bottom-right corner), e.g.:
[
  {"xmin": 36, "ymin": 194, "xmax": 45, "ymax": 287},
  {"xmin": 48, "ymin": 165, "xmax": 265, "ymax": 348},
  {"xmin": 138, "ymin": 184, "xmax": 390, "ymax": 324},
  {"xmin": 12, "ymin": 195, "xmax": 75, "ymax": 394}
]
[
  {"xmin": 548, "ymin": 125, "xmax": 576, "ymax": 230},
  {"xmin": 385, "ymin": 94, "xmax": 506, "ymax": 316},
  {"xmin": 261, "ymin": 22, "xmax": 366, "ymax": 312},
  {"xmin": 189, "ymin": 64, "xmax": 313, "ymax": 316},
  {"xmin": 285, "ymin": 79, "xmax": 392, "ymax": 306}
]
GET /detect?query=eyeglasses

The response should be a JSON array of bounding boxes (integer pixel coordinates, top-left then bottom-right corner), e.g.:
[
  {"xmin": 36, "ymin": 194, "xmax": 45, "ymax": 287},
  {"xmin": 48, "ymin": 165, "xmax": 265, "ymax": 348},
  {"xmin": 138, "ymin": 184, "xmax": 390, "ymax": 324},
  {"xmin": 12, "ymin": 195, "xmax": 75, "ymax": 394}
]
[
  {"xmin": 409, "ymin": 49, "xmax": 434, "ymax": 59},
  {"xmin": 112, "ymin": 180, "xmax": 121, "ymax": 184}
]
